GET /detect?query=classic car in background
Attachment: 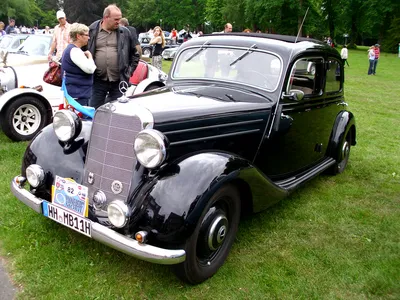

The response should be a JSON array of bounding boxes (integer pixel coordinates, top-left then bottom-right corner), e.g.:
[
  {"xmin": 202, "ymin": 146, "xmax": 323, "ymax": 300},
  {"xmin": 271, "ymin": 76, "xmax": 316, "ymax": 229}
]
[
  {"xmin": 0, "ymin": 35, "xmax": 167, "ymax": 141},
  {"xmin": 11, "ymin": 33, "xmax": 356, "ymax": 284},
  {"xmin": 0, "ymin": 34, "xmax": 29, "ymax": 59},
  {"xmin": 162, "ymin": 45, "xmax": 180, "ymax": 60}
]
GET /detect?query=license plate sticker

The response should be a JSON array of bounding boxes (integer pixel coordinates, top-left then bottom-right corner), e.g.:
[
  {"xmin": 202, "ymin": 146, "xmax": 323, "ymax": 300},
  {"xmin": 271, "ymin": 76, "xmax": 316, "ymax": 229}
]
[
  {"xmin": 52, "ymin": 175, "xmax": 89, "ymax": 217},
  {"xmin": 43, "ymin": 202, "xmax": 91, "ymax": 237}
]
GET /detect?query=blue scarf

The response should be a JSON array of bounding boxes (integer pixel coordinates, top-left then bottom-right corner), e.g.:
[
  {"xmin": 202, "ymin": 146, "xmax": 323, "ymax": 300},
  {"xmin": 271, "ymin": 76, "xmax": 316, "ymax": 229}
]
[{"xmin": 61, "ymin": 78, "xmax": 95, "ymax": 119}]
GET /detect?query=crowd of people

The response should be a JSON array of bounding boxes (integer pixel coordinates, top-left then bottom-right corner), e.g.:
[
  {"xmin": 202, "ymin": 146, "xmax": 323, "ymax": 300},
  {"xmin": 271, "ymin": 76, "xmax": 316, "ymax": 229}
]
[{"xmin": 0, "ymin": 19, "xmax": 52, "ymax": 35}]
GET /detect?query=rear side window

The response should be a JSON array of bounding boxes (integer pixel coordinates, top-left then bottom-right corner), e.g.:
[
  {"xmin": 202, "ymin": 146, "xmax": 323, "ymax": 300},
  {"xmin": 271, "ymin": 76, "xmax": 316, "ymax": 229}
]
[
  {"xmin": 287, "ymin": 58, "xmax": 324, "ymax": 97},
  {"xmin": 325, "ymin": 59, "xmax": 341, "ymax": 93}
]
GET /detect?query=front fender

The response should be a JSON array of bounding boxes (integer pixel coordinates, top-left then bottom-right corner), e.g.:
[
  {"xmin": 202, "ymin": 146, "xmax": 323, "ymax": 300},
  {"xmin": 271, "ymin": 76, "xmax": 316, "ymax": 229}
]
[
  {"xmin": 131, "ymin": 152, "xmax": 287, "ymax": 246},
  {"xmin": 327, "ymin": 111, "xmax": 356, "ymax": 158},
  {"xmin": 21, "ymin": 120, "xmax": 93, "ymax": 200},
  {"xmin": 0, "ymin": 88, "xmax": 52, "ymax": 113}
]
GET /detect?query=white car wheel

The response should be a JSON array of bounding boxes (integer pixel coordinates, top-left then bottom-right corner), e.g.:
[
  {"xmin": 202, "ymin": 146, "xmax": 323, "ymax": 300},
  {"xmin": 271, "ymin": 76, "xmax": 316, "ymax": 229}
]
[
  {"xmin": 1, "ymin": 96, "xmax": 48, "ymax": 141},
  {"xmin": 12, "ymin": 104, "xmax": 42, "ymax": 135}
]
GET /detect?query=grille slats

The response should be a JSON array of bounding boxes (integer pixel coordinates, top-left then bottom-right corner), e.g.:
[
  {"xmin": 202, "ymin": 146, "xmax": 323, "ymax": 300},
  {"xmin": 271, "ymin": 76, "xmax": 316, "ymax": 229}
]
[{"xmin": 83, "ymin": 108, "xmax": 142, "ymax": 213}]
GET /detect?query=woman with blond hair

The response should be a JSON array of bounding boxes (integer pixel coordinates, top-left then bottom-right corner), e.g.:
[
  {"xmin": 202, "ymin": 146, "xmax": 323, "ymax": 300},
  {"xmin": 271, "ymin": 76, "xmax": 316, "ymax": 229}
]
[
  {"xmin": 61, "ymin": 23, "xmax": 96, "ymax": 106},
  {"xmin": 149, "ymin": 26, "xmax": 165, "ymax": 70},
  {"xmin": 0, "ymin": 22, "xmax": 6, "ymax": 36}
]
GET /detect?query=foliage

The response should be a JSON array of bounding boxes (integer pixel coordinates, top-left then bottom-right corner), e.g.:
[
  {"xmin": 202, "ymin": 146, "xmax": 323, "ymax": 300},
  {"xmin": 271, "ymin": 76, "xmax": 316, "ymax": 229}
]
[{"xmin": 0, "ymin": 0, "xmax": 399, "ymax": 52}]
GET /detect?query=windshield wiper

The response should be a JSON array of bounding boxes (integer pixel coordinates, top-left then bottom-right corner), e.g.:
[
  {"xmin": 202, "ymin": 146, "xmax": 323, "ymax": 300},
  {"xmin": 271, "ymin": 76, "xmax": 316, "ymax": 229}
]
[
  {"xmin": 229, "ymin": 44, "xmax": 257, "ymax": 66},
  {"xmin": 185, "ymin": 41, "xmax": 210, "ymax": 62},
  {"xmin": 17, "ymin": 50, "xmax": 28, "ymax": 55}
]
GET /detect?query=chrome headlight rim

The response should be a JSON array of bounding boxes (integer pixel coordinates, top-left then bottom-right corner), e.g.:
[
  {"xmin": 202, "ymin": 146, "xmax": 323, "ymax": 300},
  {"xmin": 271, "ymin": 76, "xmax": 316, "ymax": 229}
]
[
  {"xmin": 107, "ymin": 200, "xmax": 130, "ymax": 228},
  {"xmin": 26, "ymin": 164, "xmax": 45, "ymax": 188},
  {"xmin": 134, "ymin": 129, "xmax": 167, "ymax": 169},
  {"xmin": 53, "ymin": 110, "xmax": 82, "ymax": 142}
]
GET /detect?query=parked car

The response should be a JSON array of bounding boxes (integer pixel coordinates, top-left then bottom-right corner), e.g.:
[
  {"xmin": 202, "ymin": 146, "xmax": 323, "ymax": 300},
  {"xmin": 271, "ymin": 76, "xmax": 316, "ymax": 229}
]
[
  {"xmin": 0, "ymin": 34, "xmax": 29, "ymax": 59},
  {"xmin": 0, "ymin": 35, "xmax": 167, "ymax": 141},
  {"xmin": 11, "ymin": 33, "xmax": 356, "ymax": 284},
  {"xmin": 162, "ymin": 46, "xmax": 180, "ymax": 60}
]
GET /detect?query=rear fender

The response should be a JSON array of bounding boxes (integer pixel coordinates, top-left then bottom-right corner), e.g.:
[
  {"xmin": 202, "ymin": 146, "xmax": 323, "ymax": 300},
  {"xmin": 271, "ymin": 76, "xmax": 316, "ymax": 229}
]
[
  {"xmin": 327, "ymin": 111, "xmax": 356, "ymax": 158},
  {"xmin": 133, "ymin": 77, "xmax": 166, "ymax": 94}
]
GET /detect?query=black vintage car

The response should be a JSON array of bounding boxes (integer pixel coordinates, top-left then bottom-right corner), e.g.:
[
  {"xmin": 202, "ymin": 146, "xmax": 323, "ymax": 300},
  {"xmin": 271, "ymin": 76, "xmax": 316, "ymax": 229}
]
[{"xmin": 11, "ymin": 33, "xmax": 356, "ymax": 284}]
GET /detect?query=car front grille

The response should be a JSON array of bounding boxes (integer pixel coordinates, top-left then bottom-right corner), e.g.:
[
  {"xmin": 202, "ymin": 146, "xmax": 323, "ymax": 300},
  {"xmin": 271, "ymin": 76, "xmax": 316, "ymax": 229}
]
[{"xmin": 83, "ymin": 107, "xmax": 142, "ymax": 215}]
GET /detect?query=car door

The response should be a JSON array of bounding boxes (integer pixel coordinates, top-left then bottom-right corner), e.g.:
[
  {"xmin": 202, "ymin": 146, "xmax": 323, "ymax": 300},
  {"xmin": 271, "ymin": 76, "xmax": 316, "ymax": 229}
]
[{"xmin": 255, "ymin": 55, "xmax": 341, "ymax": 179}]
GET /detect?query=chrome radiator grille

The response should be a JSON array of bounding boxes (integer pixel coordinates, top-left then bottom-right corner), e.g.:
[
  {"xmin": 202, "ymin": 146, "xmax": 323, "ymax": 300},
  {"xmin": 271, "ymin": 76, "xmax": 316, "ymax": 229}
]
[{"xmin": 83, "ymin": 108, "xmax": 142, "ymax": 210}]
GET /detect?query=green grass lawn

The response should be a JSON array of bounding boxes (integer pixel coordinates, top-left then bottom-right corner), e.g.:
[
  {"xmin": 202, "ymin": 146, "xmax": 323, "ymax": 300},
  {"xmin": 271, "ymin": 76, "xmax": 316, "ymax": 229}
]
[{"xmin": 1, "ymin": 51, "xmax": 399, "ymax": 299}]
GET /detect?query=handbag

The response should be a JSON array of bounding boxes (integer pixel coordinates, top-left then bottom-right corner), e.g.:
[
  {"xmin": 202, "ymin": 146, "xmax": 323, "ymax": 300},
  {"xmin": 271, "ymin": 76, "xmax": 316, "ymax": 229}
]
[{"xmin": 43, "ymin": 61, "xmax": 62, "ymax": 86}]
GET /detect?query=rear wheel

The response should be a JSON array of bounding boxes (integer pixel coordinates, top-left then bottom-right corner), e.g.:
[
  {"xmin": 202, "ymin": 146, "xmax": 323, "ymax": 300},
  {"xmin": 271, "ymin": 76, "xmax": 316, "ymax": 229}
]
[
  {"xmin": 144, "ymin": 84, "xmax": 161, "ymax": 92},
  {"xmin": 142, "ymin": 47, "xmax": 151, "ymax": 57},
  {"xmin": 0, "ymin": 96, "xmax": 48, "ymax": 141},
  {"xmin": 330, "ymin": 133, "xmax": 351, "ymax": 175},
  {"xmin": 174, "ymin": 184, "xmax": 241, "ymax": 284}
]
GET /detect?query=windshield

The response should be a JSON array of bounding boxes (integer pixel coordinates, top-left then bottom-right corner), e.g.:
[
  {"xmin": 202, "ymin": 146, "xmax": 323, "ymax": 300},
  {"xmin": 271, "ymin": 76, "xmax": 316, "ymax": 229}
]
[
  {"xmin": 0, "ymin": 36, "xmax": 13, "ymax": 49},
  {"xmin": 17, "ymin": 35, "xmax": 51, "ymax": 56},
  {"xmin": 172, "ymin": 46, "xmax": 282, "ymax": 91}
]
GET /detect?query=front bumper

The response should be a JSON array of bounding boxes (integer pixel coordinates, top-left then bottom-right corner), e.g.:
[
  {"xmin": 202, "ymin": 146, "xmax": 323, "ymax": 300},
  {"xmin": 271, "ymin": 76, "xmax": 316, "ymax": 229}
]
[{"xmin": 11, "ymin": 176, "xmax": 186, "ymax": 265}]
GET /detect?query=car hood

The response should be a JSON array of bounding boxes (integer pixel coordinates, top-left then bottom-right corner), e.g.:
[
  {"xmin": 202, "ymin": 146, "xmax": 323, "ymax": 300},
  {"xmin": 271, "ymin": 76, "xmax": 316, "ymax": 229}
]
[
  {"xmin": 4, "ymin": 53, "xmax": 48, "ymax": 67},
  {"xmin": 118, "ymin": 84, "xmax": 273, "ymax": 123}
]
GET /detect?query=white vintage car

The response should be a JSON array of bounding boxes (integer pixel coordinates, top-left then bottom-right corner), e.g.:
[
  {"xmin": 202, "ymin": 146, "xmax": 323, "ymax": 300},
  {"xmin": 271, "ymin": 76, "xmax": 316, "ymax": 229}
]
[{"xmin": 0, "ymin": 35, "xmax": 167, "ymax": 141}]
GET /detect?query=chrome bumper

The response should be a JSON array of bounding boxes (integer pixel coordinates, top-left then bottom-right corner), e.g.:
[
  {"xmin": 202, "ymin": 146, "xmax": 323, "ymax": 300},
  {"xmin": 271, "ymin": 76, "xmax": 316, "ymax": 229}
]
[{"xmin": 11, "ymin": 176, "xmax": 186, "ymax": 265}]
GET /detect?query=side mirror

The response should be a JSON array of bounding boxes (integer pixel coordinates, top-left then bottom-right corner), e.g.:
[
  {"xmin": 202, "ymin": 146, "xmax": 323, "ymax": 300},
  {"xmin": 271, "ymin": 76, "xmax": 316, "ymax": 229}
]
[{"xmin": 282, "ymin": 89, "xmax": 305, "ymax": 101}]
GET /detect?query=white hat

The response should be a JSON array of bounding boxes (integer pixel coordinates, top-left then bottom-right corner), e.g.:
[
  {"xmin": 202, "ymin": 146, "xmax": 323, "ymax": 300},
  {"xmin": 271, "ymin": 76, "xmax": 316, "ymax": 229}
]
[{"xmin": 56, "ymin": 10, "xmax": 66, "ymax": 19}]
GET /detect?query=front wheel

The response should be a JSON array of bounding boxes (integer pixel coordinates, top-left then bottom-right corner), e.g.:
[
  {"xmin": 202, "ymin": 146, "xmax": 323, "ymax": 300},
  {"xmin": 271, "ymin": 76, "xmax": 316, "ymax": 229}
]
[
  {"xmin": 142, "ymin": 47, "xmax": 151, "ymax": 57},
  {"xmin": 0, "ymin": 96, "xmax": 48, "ymax": 141},
  {"xmin": 174, "ymin": 184, "xmax": 241, "ymax": 284}
]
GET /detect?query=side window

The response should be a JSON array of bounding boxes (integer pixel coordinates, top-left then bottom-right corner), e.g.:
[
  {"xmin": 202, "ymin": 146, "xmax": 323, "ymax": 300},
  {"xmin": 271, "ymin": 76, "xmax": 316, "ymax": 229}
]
[
  {"xmin": 325, "ymin": 59, "xmax": 341, "ymax": 93},
  {"xmin": 287, "ymin": 58, "xmax": 324, "ymax": 97}
]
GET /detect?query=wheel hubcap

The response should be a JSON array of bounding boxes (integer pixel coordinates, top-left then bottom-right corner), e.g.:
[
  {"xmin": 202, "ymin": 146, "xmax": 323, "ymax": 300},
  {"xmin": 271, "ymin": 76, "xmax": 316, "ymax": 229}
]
[
  {"xmin": 340, "ymin": 141, "xmax": 350, "ymax": 162},
  {"xmin": 208, "ymin": 215, "xmax": 228, "ymax": 251},
  {"xmin": 13, "ymin": 104, "xmax": 41, "ymax": 135}
]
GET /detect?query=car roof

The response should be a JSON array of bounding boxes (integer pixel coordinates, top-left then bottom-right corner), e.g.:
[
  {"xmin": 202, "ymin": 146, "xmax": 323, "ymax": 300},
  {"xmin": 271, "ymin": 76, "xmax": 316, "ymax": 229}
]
[{"xmin": 181, "ymin": 33, "xmax": 340, "ymax": 61}]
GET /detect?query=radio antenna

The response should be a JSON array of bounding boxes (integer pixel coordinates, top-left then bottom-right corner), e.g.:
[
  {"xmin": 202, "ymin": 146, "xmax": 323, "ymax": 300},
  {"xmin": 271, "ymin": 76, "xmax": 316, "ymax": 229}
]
[{"xmin": 295, "ymin": 6, "xmax": 310, "ymax": 43}]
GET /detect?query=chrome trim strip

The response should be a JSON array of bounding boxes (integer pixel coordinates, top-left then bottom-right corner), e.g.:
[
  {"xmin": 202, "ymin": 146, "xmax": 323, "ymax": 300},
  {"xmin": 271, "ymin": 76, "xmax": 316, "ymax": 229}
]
[
  {"xmin": 10, "ymin": 176, "xmax": 186, "ymax": 265},
  {"xmin": 169, "ymin": 129, "xmax": 260, "ymax": 146},
  {"xmin": 164, "ymin": 119, "xmax": 265, "ymax": 135}
]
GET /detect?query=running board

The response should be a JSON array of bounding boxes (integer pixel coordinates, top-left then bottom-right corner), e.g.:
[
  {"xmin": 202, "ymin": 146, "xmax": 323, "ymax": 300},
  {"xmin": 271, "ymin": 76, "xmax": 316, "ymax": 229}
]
[{"xmin": 275, "ymin": 158, "xmax": 336, "ymax": 192}]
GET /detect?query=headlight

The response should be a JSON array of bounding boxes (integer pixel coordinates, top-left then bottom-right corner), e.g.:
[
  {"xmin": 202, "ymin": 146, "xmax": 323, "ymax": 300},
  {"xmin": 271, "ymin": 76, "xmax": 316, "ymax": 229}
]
[
  {"xmin": 26, "ymin": 164, "xmax": 45, "ymax": 188},
  {"xmin": 107, "ymin": 200, "xmax": 130, "ymax": 228},
  {"xmin": 134, "ymin": 129, "xmax": 167, "ymax": 168},
  {"xmin": 53, "ymin": 110, "xmax": 82, "ymax": 142}
]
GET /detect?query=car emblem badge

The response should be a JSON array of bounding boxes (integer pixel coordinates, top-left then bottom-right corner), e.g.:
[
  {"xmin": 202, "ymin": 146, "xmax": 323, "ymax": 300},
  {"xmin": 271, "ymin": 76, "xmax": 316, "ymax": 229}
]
[
  {"xmin": 88, "ymin": 172, "xmax": 94, "ymax": 184},
  {"xmin": 118, "ymin": 81, "xmax": 129, "ymax": 103},
  {"xmin": 111, "ymin": 180, "xmax": 123, "ymax": 194}
]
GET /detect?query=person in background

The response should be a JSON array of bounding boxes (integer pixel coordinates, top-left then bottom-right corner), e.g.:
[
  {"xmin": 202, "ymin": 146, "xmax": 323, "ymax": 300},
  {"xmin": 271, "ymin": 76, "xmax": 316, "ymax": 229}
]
[
  {"xmin": 373, "ymin": 44, "xmax": 380, "ymax": 75},
  {"xmin": 48, "ymin": 11, "xmax": 71, "ymax": 62},
  {"xmin": 171, "ymin": 28, "xmax": 178, "ymax": 44},
  {"xmin": 367, "ymin": 45, "xmax": 375, "ymax": 75},
  {"xmin": 5, "ymin": 19, "xmax": 16, "ymax": 34},
  {"xmin": 61, "ymin": 23, "xmax": 96, "ymax": 106},
  {"xmin": 341, "ymin": 45, "xmax": 349, "ymax": 67},
  {"xmin": 0, "ymin": 22, "xmax": 6, "ymax": 36},
  {"xmin": 243, "ymin": 28, "xmax": 252, "ymax": 33},
  {"xmin": 119, "ymin": 18, "xmax": 142, "ymax": 58},
  {"xmin": 222, "ymin": 23, "xmax": 232, "ymax": 33},
  {"xmin": 197, "ymin": 31, "xmax": 203, "ymax": 36},
  {"xmin": 87, "ymin": 4, "xmax": 139, "ymax": 109},
  {"xmin": 43, "ymin": 26, "xmax": 51, "ymax": 35},
  {"xmin": 149, "ymin": 26, "xmax": 165, "ymax": 70}
]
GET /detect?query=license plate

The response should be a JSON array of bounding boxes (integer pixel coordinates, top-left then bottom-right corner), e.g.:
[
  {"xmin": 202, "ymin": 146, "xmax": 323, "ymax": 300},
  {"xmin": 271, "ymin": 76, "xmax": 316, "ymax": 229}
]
[
  {"xmin": 43, "ymin": 202, "xmax": 91, "ymax": 237},
  {"xmin": 52, "ymin": 176, "xmax": 89, "ymax": 217}
]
